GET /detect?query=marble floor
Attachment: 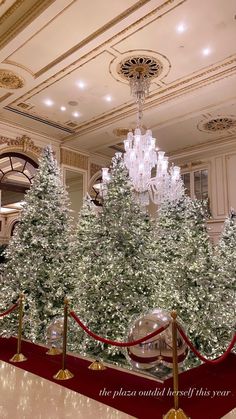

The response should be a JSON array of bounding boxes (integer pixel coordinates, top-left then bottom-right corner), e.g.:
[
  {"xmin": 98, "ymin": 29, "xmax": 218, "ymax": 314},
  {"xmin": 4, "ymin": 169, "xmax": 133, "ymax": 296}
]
[
  {"xmin": 0, "ymin": 360, "xmax": 235, "ymax": 419},
  {"xmin": 0, "ymin": 361, "xmax": 134, "ymax": 419}
]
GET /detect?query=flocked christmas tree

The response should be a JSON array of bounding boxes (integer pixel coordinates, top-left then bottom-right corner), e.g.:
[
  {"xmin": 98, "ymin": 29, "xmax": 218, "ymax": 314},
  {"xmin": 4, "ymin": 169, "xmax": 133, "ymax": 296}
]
[
  {"xmin": 73, "ymin": 153, "xmax": 157, "ymax": 363},
  {"xmin": 210, "ymin": 210, "xmax": 236, "ymax": 356},
  {"xmin": 0, "ymin": 145, "xmax": 76, "ymax": 344},
  {"xmin": 154, "ymin": 195, "xmax": 216, "ymax": 365}
]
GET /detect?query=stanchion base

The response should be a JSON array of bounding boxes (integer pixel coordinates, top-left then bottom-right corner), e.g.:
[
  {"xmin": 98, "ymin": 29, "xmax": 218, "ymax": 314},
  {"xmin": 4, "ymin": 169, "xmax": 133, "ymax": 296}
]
[
  {"xmin": 88, "ymin": 360, "xmax": 107, "ymax": 371},
  {"xmin": 53, "ymin": 369, "xmax": 74, "ymax": 380},
  {"xmin": 10, "ymin": 353, "xmax": 27, "ymax": 363},
  {"xmin": 163, "ymin": 408, "xmax": 189, "ymax": 419},
  {"xmin": 46, "ymin": 347, "xmax": 62, "ymax": 355}
]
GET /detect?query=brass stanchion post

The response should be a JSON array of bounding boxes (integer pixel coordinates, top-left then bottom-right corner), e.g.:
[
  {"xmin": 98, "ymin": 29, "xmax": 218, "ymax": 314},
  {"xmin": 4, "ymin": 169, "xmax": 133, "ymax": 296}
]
[
  {"xmin": 10, "ymin": 293, "xmax": 27, "ymax": 363},
  {"xmin": 163, "ymin": 311, "xmax": 189, "ymax": 419},
  {"xmin": 88, "ymin": 359, "xmax": 107, "ymax": 371},
  {"xmin": 53, "ymin": 298, "xmax": 74, "ymax": 380}
]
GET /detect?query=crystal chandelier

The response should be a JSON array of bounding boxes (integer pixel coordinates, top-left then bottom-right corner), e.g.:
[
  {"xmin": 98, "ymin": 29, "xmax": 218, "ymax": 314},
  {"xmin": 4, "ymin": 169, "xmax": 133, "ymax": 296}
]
[{"xmin": 123, "ymin": 61, "xmax": 184, "ymax": 206}]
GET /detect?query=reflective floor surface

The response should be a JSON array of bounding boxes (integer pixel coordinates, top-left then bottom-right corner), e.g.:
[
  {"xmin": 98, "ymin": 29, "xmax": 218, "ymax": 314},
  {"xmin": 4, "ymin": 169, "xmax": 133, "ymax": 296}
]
[
  {"xmin": 0, "ymin": 361, "xmax": 134, "ymax": 419},
  {"xmin": 222, "ymin": 409, "xmax": 236, "ymax": 419}
]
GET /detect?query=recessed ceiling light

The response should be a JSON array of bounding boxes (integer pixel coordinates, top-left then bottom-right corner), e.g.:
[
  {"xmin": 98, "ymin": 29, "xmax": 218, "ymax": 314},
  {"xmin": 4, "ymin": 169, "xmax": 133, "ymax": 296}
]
[
  {"xmin": 43, "ymin": 99, "xmax": 54, "ymax": 106},
  {"xmin": 105, "ymin": 95, "xmax": 112, "ymax": 102},
  {"xmin": 202, "ymin": 47, "xmax": 211, "ymax": 56},
  {"xmin": 72, "ymin": 111, "xmax": 80, "ymax": 117},
  {"xmin": 60, "ymin": 106, "xmax": 66, "ymax": 111},
  {"xmin": 176, "ymin": 23, "xmax": 186, "ymax": 33},
  {"xmin": 77, "ymin": 81, "xmax": 86, "ymax": 89}
]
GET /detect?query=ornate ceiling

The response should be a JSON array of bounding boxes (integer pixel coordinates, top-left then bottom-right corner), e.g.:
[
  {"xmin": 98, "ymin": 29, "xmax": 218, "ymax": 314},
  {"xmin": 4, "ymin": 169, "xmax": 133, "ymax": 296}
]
[{"xmin": 0, "ymin": 0, "xmax": 235, "ymax": 157}]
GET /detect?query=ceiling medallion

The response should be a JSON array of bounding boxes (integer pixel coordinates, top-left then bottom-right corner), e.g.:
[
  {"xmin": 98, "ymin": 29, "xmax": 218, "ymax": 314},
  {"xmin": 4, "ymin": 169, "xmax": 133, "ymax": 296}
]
[
  {"xmin": 0, "ymin": 69, "xmax": 24, "ymax": 89},
  {"xmin": 203, "ymin": 117, "xmax": 236, "ymax": 131},
  {"xmin": 117, "ymin": 56, "xmax": 163, "ymax": 82},
  {"xmin": 198, "ymin": 117, "xmax": 236, "ymax": 133}
]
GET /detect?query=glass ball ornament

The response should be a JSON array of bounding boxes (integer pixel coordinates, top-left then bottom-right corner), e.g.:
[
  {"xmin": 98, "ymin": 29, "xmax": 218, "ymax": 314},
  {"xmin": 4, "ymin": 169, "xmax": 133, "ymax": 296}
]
[
  {"xmin": 46, "ymin": 317, "xmax": 64, "ymax": 349},
  {"xmin": 126, "ymin": 308, "xmax": 188, "ymax": 370}
]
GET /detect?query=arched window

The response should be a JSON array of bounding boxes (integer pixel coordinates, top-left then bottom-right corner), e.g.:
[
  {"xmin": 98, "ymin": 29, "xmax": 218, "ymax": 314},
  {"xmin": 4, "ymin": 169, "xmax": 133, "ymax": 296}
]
[{"xmin": 0, "ymin": 153, "xmax": 38, "ymax": 214}]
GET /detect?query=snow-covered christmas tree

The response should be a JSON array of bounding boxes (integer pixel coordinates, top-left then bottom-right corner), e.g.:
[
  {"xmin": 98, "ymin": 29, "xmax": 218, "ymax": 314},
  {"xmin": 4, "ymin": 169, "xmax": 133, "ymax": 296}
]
[
  {"xmin": 73, "ymin": 153, "xmax": 157, "ymax": 362},
  {"xmin": 154, "ymin": 196, "xmax": 216, "ymax": 365},
  {"xmin": 0, "ymin": 145, "xmax": 75, "ymax": 344},
  {"xmin": 209, "ymin": 210, "xmax": 236, "ymax": 357}
]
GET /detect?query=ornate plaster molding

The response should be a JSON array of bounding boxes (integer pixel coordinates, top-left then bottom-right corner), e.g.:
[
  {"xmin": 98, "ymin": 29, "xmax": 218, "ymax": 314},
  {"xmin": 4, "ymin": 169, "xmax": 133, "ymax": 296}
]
[{"xmin": 0, "ymin": 135, "xmax": 41, "ymax": 157}]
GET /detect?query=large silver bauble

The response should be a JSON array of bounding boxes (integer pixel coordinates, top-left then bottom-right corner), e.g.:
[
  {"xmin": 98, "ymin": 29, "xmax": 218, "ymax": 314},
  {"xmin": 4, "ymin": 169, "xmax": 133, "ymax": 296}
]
[
  {"xmin": 46, "ymin": 317, "xmax": 64, "ymax": 348},
  {"xmin": 126, "ymin": 308, "xmax": 188, "ymax": 370}
]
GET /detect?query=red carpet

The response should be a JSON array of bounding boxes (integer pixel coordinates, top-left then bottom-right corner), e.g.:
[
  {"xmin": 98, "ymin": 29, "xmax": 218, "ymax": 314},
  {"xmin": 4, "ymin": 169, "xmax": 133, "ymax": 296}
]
[{"xmin": 0, "ymin": 337, "xmax": 235, "ymax": 419}]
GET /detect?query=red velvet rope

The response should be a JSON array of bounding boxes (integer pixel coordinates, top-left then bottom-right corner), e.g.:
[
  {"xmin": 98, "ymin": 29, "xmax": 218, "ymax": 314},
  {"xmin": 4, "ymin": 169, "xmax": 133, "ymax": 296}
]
[
  {"xmin": 70, "ymin": 311, "xmax": 169, "ymax": 347},
  {"xmin": 0, "ymin": 302, "xmax": 18, "ymax": 318},
  {"xmin": 177, "ymin": 323, "xmax": 236, "ymax": 364}
]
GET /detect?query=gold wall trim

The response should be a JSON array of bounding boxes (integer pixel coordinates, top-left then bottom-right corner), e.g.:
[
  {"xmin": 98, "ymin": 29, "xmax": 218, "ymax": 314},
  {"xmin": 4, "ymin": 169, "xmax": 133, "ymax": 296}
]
[
  {"xmin": 60, "ymin": 148, "xmax": 88, "ymax": 171},
  {"xmin": 0, "ymin": 0, "xmax": 56, "ymax": 49},
  {"xmin": 90, "ymin": 163, "xmax": 102, "ymax": 178},
  {"xmin": 0, "ymin": 135, "xmax": 41, "ymax": 159}
]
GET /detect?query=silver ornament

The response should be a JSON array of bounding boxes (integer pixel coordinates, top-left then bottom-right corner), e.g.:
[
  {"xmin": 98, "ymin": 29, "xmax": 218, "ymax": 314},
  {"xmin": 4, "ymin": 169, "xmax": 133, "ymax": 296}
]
[
  {"xmin": 126, "ymin": 308, "xmax": 188, "ymax": 370},
  {"xmin": 46, "ymin": 317, "xmax": 64, "ymax": 349}
]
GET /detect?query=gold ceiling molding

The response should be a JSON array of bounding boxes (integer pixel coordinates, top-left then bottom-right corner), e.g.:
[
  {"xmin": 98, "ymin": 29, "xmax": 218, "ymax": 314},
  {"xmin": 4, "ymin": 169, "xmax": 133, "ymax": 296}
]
[
  {"xmin": 3, "ymin": 59, "xmax": 35, "ymax": 76},
  {"xmin": 90, "ymin": 163, "xmax": 102, "ymax": 178},
  {"xmin": 0, "ymin": 69, "xmax": 24, "ymax": 89},
  {"xmin": 61, "ymin": 148, "xmax": 88, "ymax": 171},
  {"xmin": 113, "ymin": 128, "xmax": 130, "ymax": 137},
  {"xmin": 169, "ymin": 134, "xmax": 236, "ymax": 161},
  {"xmin": 180, "ymin": 161, "xmax": 203, "ymax": 170},
  {"xmin": 110, "ymin": 50, "xmax": 171, "ymax": 84},
  {"xmin": 0, "ymin": 92, "xmax": 12, "ymax": 102},
  {"xmin": 0, "ymin": 0, "xmax": 56, "ymax": 49},
  {"xmin": 0, "ymin": 135, "xmax": 41, "ymax": 158},
  {"xmin": 12, "ymin": 0, "xmax": 185, "ymax": 102},
  {"xmin": 0, "ymin": 0, "xmax": 25, "ymax": 25}
]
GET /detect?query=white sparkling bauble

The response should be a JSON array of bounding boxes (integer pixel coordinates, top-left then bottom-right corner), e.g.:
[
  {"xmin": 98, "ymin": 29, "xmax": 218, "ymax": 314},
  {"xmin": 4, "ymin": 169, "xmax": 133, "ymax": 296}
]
[
  {"xmin": 46, "ymin": 317, "xmax": 64, "ymax": 348},
  {"xmin": 126, "ymin": 308, "xmax": 188, "ymax": 370}
]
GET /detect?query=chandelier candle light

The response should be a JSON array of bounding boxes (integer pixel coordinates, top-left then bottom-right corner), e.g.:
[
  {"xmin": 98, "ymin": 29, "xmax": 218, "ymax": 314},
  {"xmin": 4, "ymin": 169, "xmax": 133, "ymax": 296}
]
[
  {"xmin": 122, "ymin": 56, "xmax": 184, "ymax": 206},
  {"xmin": 102, "ymin": 55, "xmax": 184, "ymax": 206}
]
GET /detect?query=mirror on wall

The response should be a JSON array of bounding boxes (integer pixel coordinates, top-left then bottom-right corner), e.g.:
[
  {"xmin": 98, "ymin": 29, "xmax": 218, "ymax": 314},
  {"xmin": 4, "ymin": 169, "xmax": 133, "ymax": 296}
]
[{"xmin": 65, "ymin": 169, "xmax": 84, "ymax": 223}]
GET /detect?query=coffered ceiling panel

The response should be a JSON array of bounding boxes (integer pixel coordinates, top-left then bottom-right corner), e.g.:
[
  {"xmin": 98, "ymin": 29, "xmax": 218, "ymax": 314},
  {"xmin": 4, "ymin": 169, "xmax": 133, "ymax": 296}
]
[
  {"xmin": 19, "ymin": 51, "xmax": 130, "ymax": 127},
  {"xmin": 67, "ymin": 74, "xmax": 236, "ymax": 155},
  {"xmin": 0, "ymin": 0, "xmax": 57, "ymax": 49},
  {"xmin": 6, "ymin": 0, "xmax": 138, "ymax": 74},
  {"xmin": 113, "ymin": 0, "xmax": 236, "ymax": 83}
]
